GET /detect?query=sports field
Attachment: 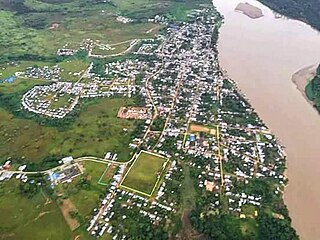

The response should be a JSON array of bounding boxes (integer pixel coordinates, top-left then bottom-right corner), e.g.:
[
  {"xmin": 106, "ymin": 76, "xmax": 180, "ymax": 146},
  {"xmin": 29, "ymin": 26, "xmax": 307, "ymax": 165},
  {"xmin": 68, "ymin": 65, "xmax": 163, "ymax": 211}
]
[
  {"xmin": 189, "ymin": 123, "xmax": 216, "ymax": 135},
  {"xmin": 121, "ymin": 151, "xmax": 168, "ymax": 197}
]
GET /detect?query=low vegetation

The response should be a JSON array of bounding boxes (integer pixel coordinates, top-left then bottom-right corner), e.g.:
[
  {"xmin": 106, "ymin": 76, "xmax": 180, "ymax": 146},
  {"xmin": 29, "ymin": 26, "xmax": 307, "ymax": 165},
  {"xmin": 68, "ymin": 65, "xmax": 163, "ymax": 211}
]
[{"xmin": 306, "ymin": 65, "xmax": 320, "ymax": 112}]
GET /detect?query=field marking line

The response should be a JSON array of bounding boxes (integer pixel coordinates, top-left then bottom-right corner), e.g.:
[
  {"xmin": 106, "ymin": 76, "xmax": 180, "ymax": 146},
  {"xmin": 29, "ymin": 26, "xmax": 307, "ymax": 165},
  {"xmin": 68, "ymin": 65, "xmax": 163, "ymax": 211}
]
[
  {"xmin": 118, "ymin": 152, "xmax": 141, "ymax": 186},
  {"xmin": 150, "ymin": 159, "xmax": 170, "ymax": 197},
  {"xmin": 97, "ymin": 165, "xmax": 110, "ymax": 186},
  {"xmin": 140, "ymin": 150, "xmax": 168, "ymax": 160},
  {"xmin": 119, "ymin": 150, "xmax": 169, "ymax": 197},
  {"xmin": 120, "ymin": 185, "xmax": 151, "ymax": 197}
]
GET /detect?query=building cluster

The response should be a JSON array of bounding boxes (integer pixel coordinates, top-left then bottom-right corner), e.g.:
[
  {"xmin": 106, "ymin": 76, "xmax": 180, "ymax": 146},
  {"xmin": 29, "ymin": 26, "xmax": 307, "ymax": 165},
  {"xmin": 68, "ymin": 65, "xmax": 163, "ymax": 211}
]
[
  {"xmin": 1, "ymin": 6, "xmax": 289, "ymax": 239},
  {"xmin": 15, "ymin": 65, "xmax": 61, "ymax": 81},
  {"xmin": 57, "ymin": 48, "xmax": 78, "ymax": 56},
  {"xmin": 48, "ymin": 163, "xmax": 82, "ymax": 185},
  {"xmin": 86, "ymin": 159, "xmax": 179, "ymax": 239},
  {"xmin": 136, "ymin": 43, "xmax": 158, "ymax": 55},
  {"xmin": 21, "ymin": 82, "xmax": 80, "ymax": 118},
  {"xmin": 116, "ymin": 16, "xmax": 133, "ymax": 24},
  {"xmin": 123, "ymin": 7, "xmax": 287, "ymax": 224},
  {"xmin": 0, "ymin": 161, "xmax": 28, "ymax": 182},
  {"xmin": 21, "ymin": 59, "xmax": 147, "ymax": 118}
]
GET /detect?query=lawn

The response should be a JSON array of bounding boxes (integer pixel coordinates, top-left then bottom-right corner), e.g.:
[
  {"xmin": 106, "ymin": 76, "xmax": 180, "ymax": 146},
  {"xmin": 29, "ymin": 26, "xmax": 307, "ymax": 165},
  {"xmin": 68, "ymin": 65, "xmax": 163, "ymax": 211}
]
[{"xmin": 121, "ymin": 151, "xmax": 168, "ymax": 196}]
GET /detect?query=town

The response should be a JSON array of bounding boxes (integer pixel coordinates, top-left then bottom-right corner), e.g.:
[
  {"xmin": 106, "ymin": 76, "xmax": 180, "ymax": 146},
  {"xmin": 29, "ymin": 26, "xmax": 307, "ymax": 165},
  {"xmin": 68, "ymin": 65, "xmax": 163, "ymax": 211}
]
[{"xmin": 0, "ymin": 6, "xmax": 293, "ymax": 240}]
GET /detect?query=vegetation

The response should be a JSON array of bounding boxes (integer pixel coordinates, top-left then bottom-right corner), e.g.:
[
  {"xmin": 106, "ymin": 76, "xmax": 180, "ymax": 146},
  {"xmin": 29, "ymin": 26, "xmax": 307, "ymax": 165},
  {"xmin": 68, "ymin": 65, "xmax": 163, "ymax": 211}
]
[
  {"xmin": 259, "ymin": 0, "xmax": 320, "ymax": 31},
  {"xmin": 150, "ymin": 117, "xmax": 165, "ymax": 131},
  {"xmin": 0, "ymin": 161, "xmax": 111, "ymax": 240},
  {"xmin": 0, "ymin": 79, "xmax": 140, "ymax": 163},
  {"xmin": 0, "ymin": 0, "xmax": 207, "ymax": 63},
  {"xmin": 0, "ymin": 180, "xmax": 73, "ymax": 240},
  {"xmin": 306, "ymin": 65, "xmax": 320, "ymax": 112}
]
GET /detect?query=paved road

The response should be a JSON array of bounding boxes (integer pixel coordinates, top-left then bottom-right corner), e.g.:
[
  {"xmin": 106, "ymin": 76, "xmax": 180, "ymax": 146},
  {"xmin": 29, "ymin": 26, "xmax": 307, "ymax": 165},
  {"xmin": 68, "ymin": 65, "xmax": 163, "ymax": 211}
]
[{"xmin": 1, "ymin": 155, "xmax": 136, "ymax": 176}]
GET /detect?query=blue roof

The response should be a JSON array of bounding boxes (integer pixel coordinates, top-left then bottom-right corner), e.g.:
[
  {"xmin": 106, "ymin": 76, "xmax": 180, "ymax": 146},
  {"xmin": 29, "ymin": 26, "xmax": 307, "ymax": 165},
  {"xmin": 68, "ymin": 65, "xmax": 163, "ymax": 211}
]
[
  {"xmin": 189, "ymin": 134, "xmax": 196, "ymax": 141},
  {"xmin": 52, "ymin": 172, "xmax": 60, "ymax": 180},
  {"xmin": 0, "ymin": 76, "xmax": 16, "ymax": 84}
]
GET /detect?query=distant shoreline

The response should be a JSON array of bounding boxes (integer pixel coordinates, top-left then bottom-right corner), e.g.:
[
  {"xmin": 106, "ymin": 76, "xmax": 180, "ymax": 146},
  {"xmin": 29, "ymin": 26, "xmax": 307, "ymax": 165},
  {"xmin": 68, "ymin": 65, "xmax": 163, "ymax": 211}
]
[{"xmin": 291, "ymin": 65, "xmax": 317, "ymax": 105}]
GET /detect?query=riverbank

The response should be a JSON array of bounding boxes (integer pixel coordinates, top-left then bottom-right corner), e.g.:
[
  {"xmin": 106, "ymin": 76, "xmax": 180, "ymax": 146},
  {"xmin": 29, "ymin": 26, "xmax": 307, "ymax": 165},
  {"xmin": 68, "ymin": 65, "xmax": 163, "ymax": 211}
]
[
  {"xmin": 212, "ymin": 0, "xmax": 320, "ymax": 238},
  {"xmin": 292, "ymin": 65, "xmax": 317, "ymax": 105}
]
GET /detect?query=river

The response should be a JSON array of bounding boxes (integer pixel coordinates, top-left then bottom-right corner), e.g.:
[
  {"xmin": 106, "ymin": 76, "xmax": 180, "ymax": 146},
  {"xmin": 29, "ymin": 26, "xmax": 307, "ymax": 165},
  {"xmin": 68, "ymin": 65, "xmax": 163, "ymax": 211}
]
[{"xmin": 211, "ymin": 0, "xmax": 320, "ymax": 239}]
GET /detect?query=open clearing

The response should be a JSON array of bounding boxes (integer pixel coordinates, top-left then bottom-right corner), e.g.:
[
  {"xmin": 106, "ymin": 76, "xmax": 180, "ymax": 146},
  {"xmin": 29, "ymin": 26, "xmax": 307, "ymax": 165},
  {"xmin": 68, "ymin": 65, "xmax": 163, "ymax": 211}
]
[
  {"xmin": 0, "ymin": 180, "xmax": 72, "ymax": 240},
  {"xmin": 59, "ymin": 199, "xmax": 80, "ymax": 231},
  {"xmin": 189, "ymin": 124, "xmax": 216, "ymax": 135},
  {"xmin": 121, "ymin": 151, "xmax": 168, "ymax": 197}
]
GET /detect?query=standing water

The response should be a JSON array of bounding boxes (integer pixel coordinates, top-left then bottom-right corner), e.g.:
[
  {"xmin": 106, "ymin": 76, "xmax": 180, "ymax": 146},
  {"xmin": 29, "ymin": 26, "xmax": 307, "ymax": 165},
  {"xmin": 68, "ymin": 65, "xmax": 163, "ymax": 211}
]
[{"xmin": 211, "ymin": 0, "xmax": 320, "ymax": 239}]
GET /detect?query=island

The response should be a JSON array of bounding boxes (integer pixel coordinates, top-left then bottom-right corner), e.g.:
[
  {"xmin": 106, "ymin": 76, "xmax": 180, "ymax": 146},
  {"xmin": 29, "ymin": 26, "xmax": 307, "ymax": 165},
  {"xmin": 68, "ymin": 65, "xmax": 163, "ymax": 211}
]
[{"xmin": 235, "ymin": 2, "xmax": 264, "ymax": 19}]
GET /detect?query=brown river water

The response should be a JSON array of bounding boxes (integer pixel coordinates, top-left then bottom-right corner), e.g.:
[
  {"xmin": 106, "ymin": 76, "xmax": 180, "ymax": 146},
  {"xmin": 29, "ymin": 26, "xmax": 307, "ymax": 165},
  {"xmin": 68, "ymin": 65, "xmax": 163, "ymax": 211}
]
[{"xmin": 211, "ymin": 0, "xmax": 320, "ymax": 239}]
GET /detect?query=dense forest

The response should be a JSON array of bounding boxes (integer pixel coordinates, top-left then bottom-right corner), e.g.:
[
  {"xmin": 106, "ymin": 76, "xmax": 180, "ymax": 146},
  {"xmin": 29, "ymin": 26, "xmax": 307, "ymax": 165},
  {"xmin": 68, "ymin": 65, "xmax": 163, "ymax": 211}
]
[
  {"xmin": 306, "ymin": 65, "xmax": 320, "ymax": 112},
  {"xmin": 259, "ymin": 0, "xmax": 320, "ymax": 30}
]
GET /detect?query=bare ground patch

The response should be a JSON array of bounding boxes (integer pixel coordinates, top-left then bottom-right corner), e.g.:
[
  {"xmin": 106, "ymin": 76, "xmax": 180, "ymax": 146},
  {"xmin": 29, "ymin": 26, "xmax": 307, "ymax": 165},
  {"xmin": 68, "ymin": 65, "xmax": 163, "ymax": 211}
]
[
  {"xmin": 59, "ymin": 199, "xmax": 80, "ymax": 231},
  {"xmin": 189, "ymin": 124, "xmax": 216, "ymax": 135}
]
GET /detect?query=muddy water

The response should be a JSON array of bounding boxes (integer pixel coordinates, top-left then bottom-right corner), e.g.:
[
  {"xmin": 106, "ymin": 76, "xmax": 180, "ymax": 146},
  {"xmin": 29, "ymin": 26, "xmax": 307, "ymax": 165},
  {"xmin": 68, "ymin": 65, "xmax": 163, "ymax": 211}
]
[{"xmin": 211, "ymin": 0, "xmax": 320, "ymax": 239}]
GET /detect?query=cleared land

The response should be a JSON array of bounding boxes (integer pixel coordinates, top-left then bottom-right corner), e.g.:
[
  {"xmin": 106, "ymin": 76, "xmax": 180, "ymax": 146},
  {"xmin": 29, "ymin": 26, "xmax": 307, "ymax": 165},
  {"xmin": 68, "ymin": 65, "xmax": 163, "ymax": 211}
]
[
  {"xmin": 92, "ymin": 41, "xmax": 134, "ymax": 56},
  {"xmin": 117, "ymin": 106, "xmax": 150, "ymax": 120},
  {"xmin": 59, "ymin": 199, "xmax": 80, "ymax": 231},
  {"xmin": 98, "ymin": 164, "xmax": 117, "ymax": 186},
  {"xmin": 0, "ymin": 161, "xmax": 110, "ymax": 240},
  {"xmin": 121, "ymin": 151, "xmax": 168, "ymax": 196},
  {"xmin": 54, "ymin": 161, "xmax": 110, "ymax": 239},
  {"xmin": 189, "ymin": 123, "xmax": 216, "ymax": 135},
  {"xmin": 58, "ymin": 60, "xmax": 89, "ymax": 82}
]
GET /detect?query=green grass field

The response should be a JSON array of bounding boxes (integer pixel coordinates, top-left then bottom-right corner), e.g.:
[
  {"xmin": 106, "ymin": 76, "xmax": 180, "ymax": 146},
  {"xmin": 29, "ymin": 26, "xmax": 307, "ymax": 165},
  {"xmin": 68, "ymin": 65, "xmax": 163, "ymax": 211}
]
[
  {"xmin": 50, "ymin": 94, "xmax": 74, "ymax": 109},
  {"xmin": 0, "ymin": 79, "xmax": 140, "ymax": 163},
  {"xmin": 121, "ymin": 151, "xmax": 168, "ymax": 196},
  {"xmin": 0, "ymin": 161, "xmax": 112, "ymax": 240},
  {"xmin": 58, "ymin": 60, "xmax": 89, "ymax": 82},
  {"xmin": 0, "ymin": 0, "xmax": 208, "ymax": 62},
  {"xmin": 0, "ymin": 180, "xmax": 72, "ymax": 240}
]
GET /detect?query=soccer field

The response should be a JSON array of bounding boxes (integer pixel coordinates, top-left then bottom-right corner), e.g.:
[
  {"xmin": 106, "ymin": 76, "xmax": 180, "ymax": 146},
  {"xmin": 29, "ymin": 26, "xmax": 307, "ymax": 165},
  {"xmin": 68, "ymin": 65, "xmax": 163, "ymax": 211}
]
[{"xmin": 121, "ymin": 151, "xmax": 168, "ymax": 197}]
